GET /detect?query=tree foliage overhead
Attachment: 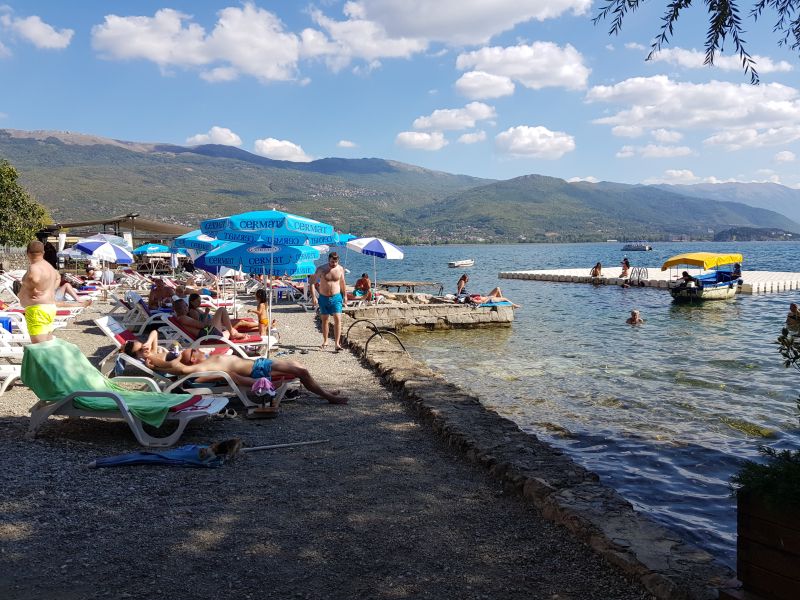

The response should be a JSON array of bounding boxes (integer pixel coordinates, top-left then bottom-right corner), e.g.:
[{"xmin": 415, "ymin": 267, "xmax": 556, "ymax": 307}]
[
  {"xmin": 594, "ymin": 1, "xmax": 800, "ymax": 84},
  {"xmin": 0, "ymin": 159, "xmax": 50, "ymax": 247}
]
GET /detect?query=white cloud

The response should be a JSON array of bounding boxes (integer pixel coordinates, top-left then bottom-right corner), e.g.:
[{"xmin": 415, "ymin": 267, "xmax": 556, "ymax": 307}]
[
  {"xmin": 588, "ymin": 76, "xmax": 800, "ymax": 151},
  {"xmin": 413, "ymin": 102, "xmax": 495, "ymax": 131},
  {"xmin": 568, "ymin": 176, "xmax": 599, "ymax": 183},
  {"xmin": 612, "ymin": 125, "xmax": 643, "ymax": 138},
  {"xmin": 308, "ymin": 6, "xmax": 427, "ymax": 71},
  {"xmin": 395, "ymin": 131, "xmax": 448, "ymax": 150},
  {"xmin": 351, "ymin": 0, "xmax": 592, "ymax": 45},
  {"xmin": 703, "ymin": 127, "xmax": 800, "ymax": 150},
  {"xmin": 457, "ymin": 130, "xmax": 486, "ymax": 144},
  {"xmin": 775, "ymin": 150, "xmax": 796, "ymax": 163},
  {"xmin": 643, "ymin": 169, "xmax": 700, "ymax": 184},
  {"xmin": 651, "ymin": 129, "xmax": 683, "ymax": 143},
  {"xmin": 651, "ymin": 47, "xmax": 793, "ymax": 74},
  {"xmin": 186, "ymin": 126, "xmax": 242, "ymax": 146},
  {"xmin": 456, "ymin": 42, "xmax": 589, "ymax": 91},
  {"xmin": 495, "ymin": 125, "xmax": 575, "ymax": 159},
  {"xmin": 337, "ymin": 140, "xmax": 357, "ymax": 148},
  {"xmin": 616, "ymin": 144, "xmax": 693, "ymax": 158},
  {"xmin": 0, "ymin": 40, "xmax": 9, "ymax": 57},
  {"xmin": 253, "ymin": 137, "xmax": 313, "ymax": 162},
  {"xmin": 92, "ymin": 5, "xmax": 302, "ymax": 82},
  {"xmin": 625, "ymin": 42, "xmax": 645, "ymax": 51},
  {"xmin": 0, "ymin": 13, "xmax": 73, "ymax": 49},
  {"xmin": 455, "ymin": 71, "xmax": 514, "ymax": 99}
]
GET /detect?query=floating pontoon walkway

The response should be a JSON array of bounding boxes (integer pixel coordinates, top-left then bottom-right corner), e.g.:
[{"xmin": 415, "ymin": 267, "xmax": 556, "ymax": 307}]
[{"xmin": 499, "ymin": 267, "xmax": 800, "ymax": 295}]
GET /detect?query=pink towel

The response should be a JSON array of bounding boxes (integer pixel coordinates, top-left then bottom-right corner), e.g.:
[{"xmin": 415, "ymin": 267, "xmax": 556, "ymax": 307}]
[{"xmin": 251, "ymin": 377, "xmax": 275, "ymax": 397}]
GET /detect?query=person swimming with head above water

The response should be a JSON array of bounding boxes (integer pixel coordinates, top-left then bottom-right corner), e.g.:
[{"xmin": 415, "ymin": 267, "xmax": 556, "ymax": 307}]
[{"xmin": 626, "ymin": 309, "xmax": 644, "ymax": 325}]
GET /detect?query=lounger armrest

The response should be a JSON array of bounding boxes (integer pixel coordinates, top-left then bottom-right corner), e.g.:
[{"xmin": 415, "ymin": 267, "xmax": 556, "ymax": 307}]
[
  {"xmin": 190, "ymin": 336, "xmax": 250, "ymax": 358},
  {"xmin": 111, "ymin": 376, "xmax": 162, "ymax": 392},
  {"xmin": 165, "ymin": 370, "xmax": 238, "ymax": 394}
]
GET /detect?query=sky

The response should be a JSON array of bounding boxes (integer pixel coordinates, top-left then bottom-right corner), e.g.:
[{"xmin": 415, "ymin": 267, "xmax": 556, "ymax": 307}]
[{"xmin": 1, "ymin": 1, "xmax": 799, "ymax": 187}]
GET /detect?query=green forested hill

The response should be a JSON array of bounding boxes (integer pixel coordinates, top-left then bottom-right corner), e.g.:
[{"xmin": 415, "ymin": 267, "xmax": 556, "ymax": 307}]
[
  {"xmin": 1, "ymin": 129, "xmax": 796, "ymax": 243},
  {"xmin": 411, "ymin": 175, "xmax": 800, "ymax": 242}
]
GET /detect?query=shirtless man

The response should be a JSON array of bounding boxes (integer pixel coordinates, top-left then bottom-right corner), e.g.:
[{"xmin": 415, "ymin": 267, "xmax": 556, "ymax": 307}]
[
  {"xmin": 150, "ymin": 348, "xmax": 348, "ymax": 404},
  {"xmin": 19, "ymin": 240, "xmax": 61, "ymax": 343},
  {"xmin": 311, "ymin": 251, "xmax": 347, "ymax": 351},
  {"xmin": 626, "ymin": 309, "xmax": 644, "ymax": 325},
  {"xmin": 172, "ymin": 299, "xmax": 247, "ymax": 341}
]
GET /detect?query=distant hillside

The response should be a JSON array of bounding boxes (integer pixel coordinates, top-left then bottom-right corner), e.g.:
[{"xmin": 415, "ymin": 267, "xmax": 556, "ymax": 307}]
[
  {"xmin": 1, "ymin": 129, "xmax": 797, "ymax": 243},
  {"xmin": 409, "ymin": 175, "xmax": 800, "ymax": 242},
  {"xmin": 654, "ymin": 182, "xmax": 800, "ymax": 224},
  {"xmin": 713, "ymin": 227, "xmax": 799, "ymax": 241},
  {"xmin": 0, "ymin": 129, "xmax": 489, "ymax": 241}
]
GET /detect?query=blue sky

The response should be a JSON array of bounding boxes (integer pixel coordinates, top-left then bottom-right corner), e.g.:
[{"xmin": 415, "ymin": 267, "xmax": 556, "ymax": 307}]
[{"xmin": 1, "ymin": 1, "xmax": 799, "ymax": 187}]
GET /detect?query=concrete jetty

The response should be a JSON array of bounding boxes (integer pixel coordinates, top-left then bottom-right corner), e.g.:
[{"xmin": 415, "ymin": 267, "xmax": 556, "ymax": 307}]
[{"xmin": 500, "ymin": 267, "xmax": 800, "ymax": 295}]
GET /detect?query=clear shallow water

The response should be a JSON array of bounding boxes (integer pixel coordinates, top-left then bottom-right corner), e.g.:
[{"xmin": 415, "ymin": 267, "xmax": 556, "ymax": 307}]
[{"xmin": 341, "ymin": 241, "xmax": 800, "ymax": 567}]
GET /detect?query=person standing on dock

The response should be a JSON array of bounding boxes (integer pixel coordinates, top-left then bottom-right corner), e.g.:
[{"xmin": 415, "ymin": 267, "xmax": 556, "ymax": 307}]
[{"xmin": 311, "ymin": 251, "xmax": 347, "ymax": 351}]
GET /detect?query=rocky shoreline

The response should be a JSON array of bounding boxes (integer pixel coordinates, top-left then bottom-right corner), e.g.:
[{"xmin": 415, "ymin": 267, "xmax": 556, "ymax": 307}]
[{"xmin": 0, "ymin": 297, "xmax": 724, "ymax": 599}]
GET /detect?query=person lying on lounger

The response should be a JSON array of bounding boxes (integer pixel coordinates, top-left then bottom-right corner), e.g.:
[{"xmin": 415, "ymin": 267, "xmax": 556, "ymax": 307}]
[
  {"xmin": 151, "ymin": 349, "xmax": 348, "ymax": 405},
  {"xmin": 55, "ymin": 275, "xmax": 92, "ymax": 307},
  {"xmin": 186, "ymin": 293, "xmax": 259, "ymax": 333},
  {"xmin": 466, "ymin": 287, "xmax": 520, "ymax": 308},
  {"xmin": 173, "ymin": 298, "xmax": 248, "ymax": 341}
]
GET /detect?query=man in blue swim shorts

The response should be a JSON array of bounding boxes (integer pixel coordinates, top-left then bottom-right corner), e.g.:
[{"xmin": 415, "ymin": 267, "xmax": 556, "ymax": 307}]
[{"xmin": 311, "ymin": 252, "xmax": 347, "ymax": 351}]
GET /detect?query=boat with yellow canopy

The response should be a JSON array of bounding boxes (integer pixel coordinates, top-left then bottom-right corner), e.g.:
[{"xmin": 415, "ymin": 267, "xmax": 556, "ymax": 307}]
[{"xmin": 661, "ymin": 252, "xmax": 743, "ymax": 302}]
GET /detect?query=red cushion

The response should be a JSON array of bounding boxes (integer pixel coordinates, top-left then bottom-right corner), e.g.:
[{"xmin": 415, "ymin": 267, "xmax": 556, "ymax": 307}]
[{"xmin": 169, "ymin": 395, "xmax": 202, "ymax": 412}]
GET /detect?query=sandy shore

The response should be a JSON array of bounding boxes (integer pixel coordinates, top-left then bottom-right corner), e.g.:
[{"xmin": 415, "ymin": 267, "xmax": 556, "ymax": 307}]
[{"xmin": 0, "ymin": 298, "xmax": 651, "ymax": 599}]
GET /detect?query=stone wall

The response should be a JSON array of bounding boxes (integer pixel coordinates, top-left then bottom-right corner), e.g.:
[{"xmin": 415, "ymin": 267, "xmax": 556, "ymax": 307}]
[
  {"xmin": 343, "ymin": 315, "xmax": 737, "ymax": 599},
  {"xmin": 343, "ymin": 300, "xmax": 514, "ymax": 331},
  {"xmin": 0, "ymin": 250, "xmax": 28, "ymax": 272}
]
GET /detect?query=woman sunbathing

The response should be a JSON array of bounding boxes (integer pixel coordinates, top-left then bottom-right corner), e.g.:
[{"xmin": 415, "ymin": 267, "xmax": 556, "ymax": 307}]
[
  {"xmin": 466, "ymin": 287, "xmax": 520, "ymax": 308},
  {"xmin": 173, "ymin": 298, "xmax": 248, "ymax": 341}
]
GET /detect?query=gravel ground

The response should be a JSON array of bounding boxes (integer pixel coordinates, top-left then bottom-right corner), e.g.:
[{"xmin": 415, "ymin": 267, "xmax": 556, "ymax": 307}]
[{"xmin": 0, "ymin": 298, "xmax": 653, "ymax": 600}]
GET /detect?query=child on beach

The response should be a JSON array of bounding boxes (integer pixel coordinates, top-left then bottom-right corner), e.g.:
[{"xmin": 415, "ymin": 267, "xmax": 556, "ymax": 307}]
[{"xmin": 249, "ymin": 289, "xmax": 269, "ymax": 337}]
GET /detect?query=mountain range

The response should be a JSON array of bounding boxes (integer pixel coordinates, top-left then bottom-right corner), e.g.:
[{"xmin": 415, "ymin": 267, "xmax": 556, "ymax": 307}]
[{"xmin": 1, "ymin": 128, "xmax": 798, "ymax": 243}]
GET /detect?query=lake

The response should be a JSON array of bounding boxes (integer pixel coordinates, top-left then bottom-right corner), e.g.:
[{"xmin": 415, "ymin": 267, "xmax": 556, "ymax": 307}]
[{"xmin": 340, "ymin": 241, "xmax": 800, "ymax": 567}]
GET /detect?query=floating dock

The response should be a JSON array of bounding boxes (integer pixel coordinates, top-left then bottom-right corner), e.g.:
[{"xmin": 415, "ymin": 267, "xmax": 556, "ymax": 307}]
[{"xmin": 499, "ymin": 267, "xmax": 800, "ymax": 295}]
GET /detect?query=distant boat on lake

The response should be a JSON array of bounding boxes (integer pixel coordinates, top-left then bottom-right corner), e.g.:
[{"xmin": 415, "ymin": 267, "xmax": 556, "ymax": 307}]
[
  {"xmin": 621, "ymin": 241, "xmax": 653, "ymax": 251},
  {"xmin": 448, "ymin": 259, "xmax": 474, "ymax": 268}
]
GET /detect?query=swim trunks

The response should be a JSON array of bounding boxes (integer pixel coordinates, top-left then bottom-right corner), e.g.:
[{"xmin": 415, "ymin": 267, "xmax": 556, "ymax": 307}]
[
  {"xmin": 353, "ymin": 289, "xmax": 365, "ymax": 297},
  {"xmin": 318, "ymin": 293, "xmax": 343, "ymax": 315},
  {"xmin": 24, "ymin": 304, "xmax": 57, "ymax": 337},
  {"xmin": 250, "ymin": 357, "xmax": 273, "ymax": 379}
]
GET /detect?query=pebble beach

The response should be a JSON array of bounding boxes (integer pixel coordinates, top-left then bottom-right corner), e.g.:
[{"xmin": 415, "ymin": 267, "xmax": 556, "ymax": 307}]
[{"xmin": 0, "ymin": 297, "xmax": 652, "ymax": 600}]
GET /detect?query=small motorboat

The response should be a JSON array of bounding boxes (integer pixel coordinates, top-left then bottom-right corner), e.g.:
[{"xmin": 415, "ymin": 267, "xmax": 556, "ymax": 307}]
[
  {"xmin": 622, "ymin": 241, "xmax": 653, "ymax": 251},
  {"xmin": 448, "ymin": 259, "xmax": 474, "ymax": 268},
  {"xmin": 661, "ymin": 252, "xmax": 743, "ymax": 302}
]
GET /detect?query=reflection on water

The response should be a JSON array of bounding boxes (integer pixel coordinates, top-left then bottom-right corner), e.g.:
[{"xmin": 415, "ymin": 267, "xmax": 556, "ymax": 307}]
[{"xmin": 381, "ymin": 242, "xmax": 800, "ymax": 568}]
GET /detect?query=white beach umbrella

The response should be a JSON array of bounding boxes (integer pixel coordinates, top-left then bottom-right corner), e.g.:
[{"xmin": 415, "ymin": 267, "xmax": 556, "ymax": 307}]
[{"xmin": 345, "ymin": 237, "xmax": 404, "ymax": 298}]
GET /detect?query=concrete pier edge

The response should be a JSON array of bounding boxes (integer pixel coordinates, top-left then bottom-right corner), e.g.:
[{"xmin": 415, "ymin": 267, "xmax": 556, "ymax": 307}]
[{"xmin": 343, "ymin": 316, "xmax": 738, "ymax": 600}]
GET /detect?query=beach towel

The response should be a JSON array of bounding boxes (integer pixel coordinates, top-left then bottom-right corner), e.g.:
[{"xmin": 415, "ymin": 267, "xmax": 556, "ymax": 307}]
[
  {"xmin": 21, "ymin": 337, "xmax": 193, "ymax": 427},
  {"xmin": 88, "ymin": 445, "xmax": 225, "ymax": 468}
]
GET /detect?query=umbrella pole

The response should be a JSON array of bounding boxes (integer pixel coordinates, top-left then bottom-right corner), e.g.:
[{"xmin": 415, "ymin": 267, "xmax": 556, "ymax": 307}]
[
  {"xmin": 267, "ymin": 228, "xmax": 275, "ymax": 357},
  {"xmin": 373, "ymin": 255, "xmax": 377, "ymax": 305}
]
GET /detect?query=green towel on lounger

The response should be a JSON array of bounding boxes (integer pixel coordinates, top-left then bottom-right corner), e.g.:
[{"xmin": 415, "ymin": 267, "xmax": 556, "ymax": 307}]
[{"xmin": 21, "ymin": 338, "xmax": 193, "ymax": 427}]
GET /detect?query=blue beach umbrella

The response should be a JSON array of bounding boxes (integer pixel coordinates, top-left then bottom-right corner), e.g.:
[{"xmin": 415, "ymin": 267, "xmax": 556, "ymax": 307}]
[
  {"xmin": 132, "ymin": 243, "xmax": 170, "ymax": 255},
  {"xmin": 204, "ymin": 241, "xmax": 320, "ymax": 271},
  {"xmin": 73, "ymin": 239, "xmax": 134, "ymax": 264},
  {"xmin": 200, "ymin": 210, "xmax": 336, "ymax": 246},
  {"xmin": 173, "ymin": 229, "xmax": 223, "ymax": 252}
]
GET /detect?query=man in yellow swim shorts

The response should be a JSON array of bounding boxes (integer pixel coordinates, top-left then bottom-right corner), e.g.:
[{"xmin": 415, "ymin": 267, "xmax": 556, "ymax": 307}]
[{"xmin": 19, "ymin": 240, "xmax": 60, "ymax": 343}]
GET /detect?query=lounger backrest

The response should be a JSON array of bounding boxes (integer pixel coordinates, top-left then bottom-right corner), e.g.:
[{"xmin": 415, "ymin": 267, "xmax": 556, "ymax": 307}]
[{"xmin": 94, "ymin": 315, "xmax": 137, "ymax": 348}]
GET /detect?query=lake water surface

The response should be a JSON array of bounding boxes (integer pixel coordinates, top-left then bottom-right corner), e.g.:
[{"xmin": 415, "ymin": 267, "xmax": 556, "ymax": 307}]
[{"xmin": 341, "ymin": 241, "xmax": 800, "ymax": 566}]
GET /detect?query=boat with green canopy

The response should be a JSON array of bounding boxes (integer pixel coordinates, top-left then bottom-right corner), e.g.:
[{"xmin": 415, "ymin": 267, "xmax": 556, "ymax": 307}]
[{"xmin": 661, "ymin": 252, "xmax": 743, "ymax": 302}]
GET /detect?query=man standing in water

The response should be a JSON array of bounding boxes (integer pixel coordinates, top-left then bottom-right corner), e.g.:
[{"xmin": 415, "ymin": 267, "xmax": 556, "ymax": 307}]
[
  {"xmin": 19, "ymin": 240, "xmax": 60, "ymax": 343},
  {"xmin": 311, "ymin": 251, "xmax": 346, "ymax": 351}
]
